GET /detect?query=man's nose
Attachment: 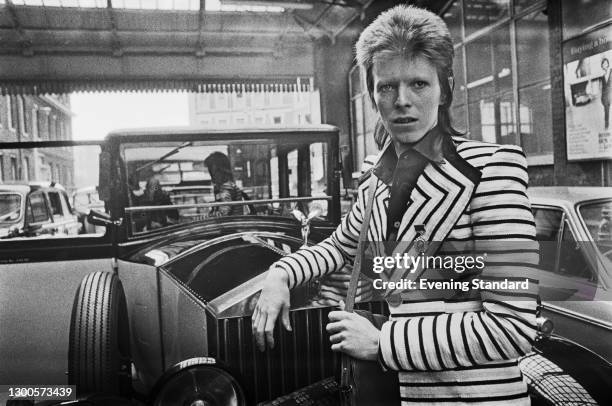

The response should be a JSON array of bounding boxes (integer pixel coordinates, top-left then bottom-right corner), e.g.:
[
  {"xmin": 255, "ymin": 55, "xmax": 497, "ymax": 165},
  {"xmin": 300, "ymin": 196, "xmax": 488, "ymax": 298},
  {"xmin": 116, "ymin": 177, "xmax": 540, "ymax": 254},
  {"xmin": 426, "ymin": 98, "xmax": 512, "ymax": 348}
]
[{"xmin": 395, "ymin": 83, "xmax": 413, "ymax": 107}]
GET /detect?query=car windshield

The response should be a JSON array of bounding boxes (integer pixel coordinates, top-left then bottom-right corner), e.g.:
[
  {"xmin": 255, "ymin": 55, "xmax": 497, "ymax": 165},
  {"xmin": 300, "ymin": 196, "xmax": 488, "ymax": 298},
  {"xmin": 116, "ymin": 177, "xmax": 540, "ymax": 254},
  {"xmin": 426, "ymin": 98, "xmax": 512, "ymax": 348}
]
[
  {"xmin": 579, "ymin": 199, "xmax": 612, "ymax": 263},
  {"xmin": 121, "ymin": 135, "xmax": 332, "ymax": 236},
  {"xmin": 0, "ymin": 193, "xmax": 22, "ymax": 223}
]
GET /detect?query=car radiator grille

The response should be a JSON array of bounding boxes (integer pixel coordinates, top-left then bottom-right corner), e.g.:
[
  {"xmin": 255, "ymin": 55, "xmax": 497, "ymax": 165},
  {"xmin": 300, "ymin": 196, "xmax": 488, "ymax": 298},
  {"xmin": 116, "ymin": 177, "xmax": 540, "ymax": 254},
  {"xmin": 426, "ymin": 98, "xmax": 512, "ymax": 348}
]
[{"xmin": 207, "ymin": 301, "xmax": 388, "ymax": 404}]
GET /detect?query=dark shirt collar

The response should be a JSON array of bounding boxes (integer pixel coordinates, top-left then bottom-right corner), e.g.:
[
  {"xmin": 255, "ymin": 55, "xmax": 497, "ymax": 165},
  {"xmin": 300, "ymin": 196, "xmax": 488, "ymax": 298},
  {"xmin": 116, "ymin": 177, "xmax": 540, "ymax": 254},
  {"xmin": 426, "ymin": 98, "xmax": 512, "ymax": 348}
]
[{"xmin": 373, "ymin": 125, "xmax": 445, "ymax": 185}]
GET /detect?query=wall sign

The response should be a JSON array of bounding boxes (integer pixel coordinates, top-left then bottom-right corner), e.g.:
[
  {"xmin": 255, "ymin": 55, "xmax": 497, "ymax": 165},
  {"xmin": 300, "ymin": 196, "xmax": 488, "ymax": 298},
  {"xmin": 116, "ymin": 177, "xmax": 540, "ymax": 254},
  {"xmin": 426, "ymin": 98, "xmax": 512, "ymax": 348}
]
[{"xmin": 563, "ymin": 25, "xmax": 612, "ymax": 161}]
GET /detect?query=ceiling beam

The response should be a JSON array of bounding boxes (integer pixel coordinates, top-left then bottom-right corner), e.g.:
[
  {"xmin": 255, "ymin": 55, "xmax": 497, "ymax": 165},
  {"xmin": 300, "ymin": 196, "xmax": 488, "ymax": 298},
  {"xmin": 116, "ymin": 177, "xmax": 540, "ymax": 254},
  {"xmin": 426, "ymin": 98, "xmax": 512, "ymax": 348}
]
[
  {"xmin": 326, "ymin": 0, "xmax": 373, "ymax": 42},
  {"xmin": 291, "ymin": 12, "xmax": 333, "ymax": 40},
  {"xmin": 106, "ymin": 0, "xmax": 123, "ymax": 57},
  {"xmin": 196, "ymin": 0, "xmax": 206, "ymax": 57},
  {"xmin": 5, "ymin": 0, "xmax": 33, "ymax": 56}
]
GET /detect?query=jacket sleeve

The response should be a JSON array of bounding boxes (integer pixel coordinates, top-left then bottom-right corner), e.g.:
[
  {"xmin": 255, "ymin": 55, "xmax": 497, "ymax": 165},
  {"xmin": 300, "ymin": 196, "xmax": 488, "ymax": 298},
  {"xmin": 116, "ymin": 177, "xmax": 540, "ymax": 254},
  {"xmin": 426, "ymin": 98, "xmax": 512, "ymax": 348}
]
[
  {"xmin": 378, "ymin": 145, "xmax": 540, "ymax": 371},
  {"xmin": 272, "ymin": 177, "xmax": 372, "ymax": 289}
]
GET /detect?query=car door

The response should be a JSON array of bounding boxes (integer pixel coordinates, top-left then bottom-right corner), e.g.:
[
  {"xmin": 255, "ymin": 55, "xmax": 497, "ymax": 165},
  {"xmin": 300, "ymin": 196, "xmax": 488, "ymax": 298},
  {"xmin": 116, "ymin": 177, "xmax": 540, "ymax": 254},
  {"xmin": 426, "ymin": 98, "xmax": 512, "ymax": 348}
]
[
  {"xmin": 0, "ymin": 141, "xmax": 113, "ymax": 386},
  {"xmin": 533, "ymin": 205, "xmax": 611, "ymax": 362}
]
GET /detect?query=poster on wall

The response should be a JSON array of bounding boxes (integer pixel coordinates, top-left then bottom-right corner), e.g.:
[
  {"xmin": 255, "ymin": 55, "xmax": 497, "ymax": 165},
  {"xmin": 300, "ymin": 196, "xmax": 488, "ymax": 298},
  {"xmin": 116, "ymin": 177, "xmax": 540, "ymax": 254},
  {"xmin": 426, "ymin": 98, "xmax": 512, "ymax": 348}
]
[{"xmin": 563, "ymin": 25, "xmax": 612, "ymax": 161}]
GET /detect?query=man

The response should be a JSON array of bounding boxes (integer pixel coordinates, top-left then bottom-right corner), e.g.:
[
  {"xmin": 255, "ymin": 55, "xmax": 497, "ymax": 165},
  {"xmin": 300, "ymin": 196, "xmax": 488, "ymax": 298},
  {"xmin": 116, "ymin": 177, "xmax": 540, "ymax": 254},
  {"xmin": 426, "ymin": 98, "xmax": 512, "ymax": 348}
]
[
  {"xmin": 253, "ymin": 5, "xmax": 538, "ymax": 405},
  {"xmin": 204, "ymin": 152, "xmax": 250, "ymax": 216},
  {"xmin": 136, "ymin": 177, "xmax": 178, "ymax": 231},
  {"xmin": 601, "ymin": 58, "xmax": 611, "ymax": 129}
]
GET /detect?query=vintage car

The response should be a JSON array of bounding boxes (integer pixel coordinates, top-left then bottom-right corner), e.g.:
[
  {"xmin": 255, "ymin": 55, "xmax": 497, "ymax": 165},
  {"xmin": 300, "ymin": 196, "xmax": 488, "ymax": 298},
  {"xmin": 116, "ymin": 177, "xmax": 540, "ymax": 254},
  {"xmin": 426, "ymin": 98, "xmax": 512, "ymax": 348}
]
[
  {"xmin": 1, "ymin": 131, "xmax": 610, "ymax": 406},
  {"xmin": 0, "ymin": 126, "xmax": 362, "ymax": 405},
  {"xmin": 0, "ymin": 182, "xmax": 80, "ymax": 239}
]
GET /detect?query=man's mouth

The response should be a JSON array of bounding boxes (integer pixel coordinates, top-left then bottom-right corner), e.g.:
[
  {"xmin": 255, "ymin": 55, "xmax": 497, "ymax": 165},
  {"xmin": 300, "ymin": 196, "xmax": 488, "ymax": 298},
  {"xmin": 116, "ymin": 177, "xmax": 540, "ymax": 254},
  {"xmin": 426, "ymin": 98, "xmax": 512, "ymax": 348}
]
[{"xmin": 393, "ymin": 117, "xmax": 417, "ymax": 124}]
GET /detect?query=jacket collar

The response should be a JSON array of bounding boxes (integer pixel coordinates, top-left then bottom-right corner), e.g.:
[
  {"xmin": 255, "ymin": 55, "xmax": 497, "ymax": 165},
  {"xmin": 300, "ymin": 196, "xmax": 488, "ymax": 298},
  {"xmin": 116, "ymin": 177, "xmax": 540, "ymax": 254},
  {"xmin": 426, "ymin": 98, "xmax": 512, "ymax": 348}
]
[{"xmin": 373, "ymin": 125, "xmax": 445, "ymax": 186}]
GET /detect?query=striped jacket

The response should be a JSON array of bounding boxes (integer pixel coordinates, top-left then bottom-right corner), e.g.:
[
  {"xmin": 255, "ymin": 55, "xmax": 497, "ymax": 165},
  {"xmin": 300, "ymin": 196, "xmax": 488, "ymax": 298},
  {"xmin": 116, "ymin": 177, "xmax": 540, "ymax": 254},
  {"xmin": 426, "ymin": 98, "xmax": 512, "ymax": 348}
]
[{"xmin": 273, "ymin": 134, "xmax": 539, "ymax": 405}]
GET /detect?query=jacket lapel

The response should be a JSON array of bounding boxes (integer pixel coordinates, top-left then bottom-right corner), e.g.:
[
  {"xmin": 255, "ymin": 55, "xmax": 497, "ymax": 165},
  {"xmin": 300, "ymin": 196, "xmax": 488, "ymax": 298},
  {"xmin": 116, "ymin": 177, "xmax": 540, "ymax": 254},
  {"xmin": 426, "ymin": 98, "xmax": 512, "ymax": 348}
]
[
  {"xmin": 364, "ymin": 176, "xmax": 389, "ymax": 243},
  {"xmin": 394, "ymin": 135, "xmax": 481, "ymax": 244}
]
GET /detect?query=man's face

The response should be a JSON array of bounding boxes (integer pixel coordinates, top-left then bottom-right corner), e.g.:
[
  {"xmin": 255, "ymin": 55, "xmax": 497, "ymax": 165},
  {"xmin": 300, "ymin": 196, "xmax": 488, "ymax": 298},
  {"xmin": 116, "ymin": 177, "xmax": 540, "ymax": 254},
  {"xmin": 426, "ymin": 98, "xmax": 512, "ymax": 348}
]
[{"xmin": 372, "ymin": 54, "xmax": 442, "ymax": 153}]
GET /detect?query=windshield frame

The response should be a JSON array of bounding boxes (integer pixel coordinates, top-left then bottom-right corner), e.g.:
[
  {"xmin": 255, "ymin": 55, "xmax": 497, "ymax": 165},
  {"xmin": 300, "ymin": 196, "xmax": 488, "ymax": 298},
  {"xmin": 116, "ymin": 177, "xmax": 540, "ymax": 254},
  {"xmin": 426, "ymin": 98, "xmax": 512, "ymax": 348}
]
[{"xmin": 107, "ymin": 126, "xmax": 341, "ymax": 240}]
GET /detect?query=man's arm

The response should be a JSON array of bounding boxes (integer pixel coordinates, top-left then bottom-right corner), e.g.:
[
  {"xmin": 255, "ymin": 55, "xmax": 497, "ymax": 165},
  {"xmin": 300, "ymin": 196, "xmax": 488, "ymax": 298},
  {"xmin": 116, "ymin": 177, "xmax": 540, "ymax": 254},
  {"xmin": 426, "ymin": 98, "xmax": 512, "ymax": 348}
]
[
  {"xmin": 253, "ymin": 175, "xmax": 374, "ymax": 350},
  {"xmin": 271, "ymin": 176, "xmax": 372, "ymax": 288},
  {"xmin": 378, "ymin": 145, "xmax": 539, "ymax": 370}
]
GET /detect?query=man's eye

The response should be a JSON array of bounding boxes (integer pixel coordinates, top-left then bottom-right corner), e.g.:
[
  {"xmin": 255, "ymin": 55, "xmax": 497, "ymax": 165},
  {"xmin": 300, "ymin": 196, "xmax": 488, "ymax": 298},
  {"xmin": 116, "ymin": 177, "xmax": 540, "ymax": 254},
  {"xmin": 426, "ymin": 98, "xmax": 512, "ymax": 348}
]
[
  {"xmin": 413, "ymin": 81, "xmax": 428, "ymax": 89},
  {"xmin": 378, "ymin": 84, "xmax": 395, "ymax": 92}
]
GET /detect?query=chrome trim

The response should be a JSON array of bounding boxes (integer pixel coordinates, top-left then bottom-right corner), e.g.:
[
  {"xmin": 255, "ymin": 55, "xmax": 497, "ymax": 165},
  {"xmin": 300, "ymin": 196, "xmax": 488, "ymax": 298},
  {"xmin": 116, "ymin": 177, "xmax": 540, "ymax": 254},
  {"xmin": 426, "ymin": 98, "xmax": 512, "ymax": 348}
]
[
  {"xmin": 125, "ymin": 196, "xmax": 332, "ymax": 212},
  {"xmin": 162, "ymin": 231, "xmax": 296, "ymax": 266},
  {"xmin": 543, "ymin": 302, "xmax": 612, "ymax": 331}
]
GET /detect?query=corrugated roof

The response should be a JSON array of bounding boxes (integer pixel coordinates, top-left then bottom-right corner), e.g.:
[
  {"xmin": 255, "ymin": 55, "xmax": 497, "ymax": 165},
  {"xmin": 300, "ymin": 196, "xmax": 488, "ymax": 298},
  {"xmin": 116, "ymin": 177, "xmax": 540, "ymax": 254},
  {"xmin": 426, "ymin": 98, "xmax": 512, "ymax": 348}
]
[{"xmin": 0, "ymin": 0, "xmax": 376, "ymax": 94}]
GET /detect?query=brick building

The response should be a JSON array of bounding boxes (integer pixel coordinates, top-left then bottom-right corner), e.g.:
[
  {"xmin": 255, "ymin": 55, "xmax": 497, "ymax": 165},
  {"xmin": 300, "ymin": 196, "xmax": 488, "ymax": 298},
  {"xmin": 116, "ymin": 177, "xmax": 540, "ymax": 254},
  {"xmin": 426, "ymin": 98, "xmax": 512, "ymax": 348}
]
[
  {"xmin": 0, "ymin": 94, "xmax": 74, "ymax": 189},
  {"xmin": 189, "ymin": 81, "xmax": 321, "ymax": 128}
]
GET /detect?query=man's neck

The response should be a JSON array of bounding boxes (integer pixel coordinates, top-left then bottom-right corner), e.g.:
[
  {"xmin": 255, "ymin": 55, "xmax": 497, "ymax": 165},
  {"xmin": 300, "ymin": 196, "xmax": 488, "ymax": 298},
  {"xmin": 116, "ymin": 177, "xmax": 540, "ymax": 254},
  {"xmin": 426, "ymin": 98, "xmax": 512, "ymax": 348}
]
[{"xmin": 392, "ymin": 121, "xmax": 438, "ymax": 158}]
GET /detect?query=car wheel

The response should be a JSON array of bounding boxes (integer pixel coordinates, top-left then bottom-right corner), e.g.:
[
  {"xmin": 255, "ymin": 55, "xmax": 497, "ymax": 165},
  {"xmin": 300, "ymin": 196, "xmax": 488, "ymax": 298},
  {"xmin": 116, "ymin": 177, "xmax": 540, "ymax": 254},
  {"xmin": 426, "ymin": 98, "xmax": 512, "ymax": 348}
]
[{"xmin": 68, "ymin": 271, "xmax": 131, "ymax": 397}]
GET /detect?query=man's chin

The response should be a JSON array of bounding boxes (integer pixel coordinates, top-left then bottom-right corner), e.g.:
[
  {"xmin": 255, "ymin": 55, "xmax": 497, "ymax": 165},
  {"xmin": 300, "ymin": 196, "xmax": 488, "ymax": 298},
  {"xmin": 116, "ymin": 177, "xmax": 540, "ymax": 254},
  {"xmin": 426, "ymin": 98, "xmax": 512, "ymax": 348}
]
[{"xmin": 390, "ymin": 131, "xmax": 427, "ymax": 145}]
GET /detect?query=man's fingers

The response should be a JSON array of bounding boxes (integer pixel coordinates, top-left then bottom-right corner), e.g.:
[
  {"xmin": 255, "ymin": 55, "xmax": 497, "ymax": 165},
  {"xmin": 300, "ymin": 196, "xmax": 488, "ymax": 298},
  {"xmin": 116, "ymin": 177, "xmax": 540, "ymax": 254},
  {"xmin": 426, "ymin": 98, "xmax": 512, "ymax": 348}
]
[
  {"xmin": 331, "ymin": 343, "xmax": 344, "ymax": 352},
  {"xmin": 326, "ymin": 321, "xmax": 344, "ymax": 334},
  {"xmin": 281, "ymin": 304, "xmax": 292, "ymax": 332},
  {"xmin": 264, "ymin": 311, "xmax": 277, "ymax": 349},
  {"xmin": 251, "ymin": 306, "xmax": 260, "ymax": 329},
  {"xmin": 254, "ymin": 312, "xmax": 267, "ymax": 351},
  {"xmin": 328, "ymin": 310, "xmax": 351, "ymax": 321},
  {"xmin": 329, "ymin": 332, "xmax": 343, "ymax": 344}
]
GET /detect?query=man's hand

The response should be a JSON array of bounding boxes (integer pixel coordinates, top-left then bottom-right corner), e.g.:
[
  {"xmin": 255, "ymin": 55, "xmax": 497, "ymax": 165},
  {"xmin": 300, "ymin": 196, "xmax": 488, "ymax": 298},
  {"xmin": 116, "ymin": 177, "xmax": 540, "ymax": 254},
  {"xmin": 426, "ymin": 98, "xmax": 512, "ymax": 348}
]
[
  {"xmin": 327, "ymin": 305, "xmax": 379, "ymax": 361},
  {"xmin": 252, "ymin": 268, "xmax": 292, "ymax": 351}
]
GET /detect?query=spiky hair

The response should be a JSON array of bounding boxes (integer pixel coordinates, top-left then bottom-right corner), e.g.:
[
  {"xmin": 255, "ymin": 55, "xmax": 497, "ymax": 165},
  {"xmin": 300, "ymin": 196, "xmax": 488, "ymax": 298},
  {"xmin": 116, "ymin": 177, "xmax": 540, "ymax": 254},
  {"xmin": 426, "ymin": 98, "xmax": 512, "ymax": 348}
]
[{"xmin": 355, "ymin": 4, "xmax": 461, "ymax": 136}]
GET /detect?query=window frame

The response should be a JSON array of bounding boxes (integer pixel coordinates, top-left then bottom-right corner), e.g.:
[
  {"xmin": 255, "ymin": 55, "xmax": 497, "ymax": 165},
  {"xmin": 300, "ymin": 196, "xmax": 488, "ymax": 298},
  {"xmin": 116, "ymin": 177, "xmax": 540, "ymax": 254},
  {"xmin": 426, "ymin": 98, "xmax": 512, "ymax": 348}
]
[{"xmin": 438, "ymin": 0, "xmax": 552, "ymax": 161}]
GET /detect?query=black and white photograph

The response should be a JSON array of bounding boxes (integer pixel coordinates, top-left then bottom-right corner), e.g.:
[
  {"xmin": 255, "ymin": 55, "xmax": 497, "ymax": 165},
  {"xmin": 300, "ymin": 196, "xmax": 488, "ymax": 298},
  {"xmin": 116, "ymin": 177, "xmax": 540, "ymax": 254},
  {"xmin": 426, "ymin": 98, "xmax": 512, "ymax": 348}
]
[{"xmin": 0, "ymin": 0, "xmax": 610, "ymax": 405}]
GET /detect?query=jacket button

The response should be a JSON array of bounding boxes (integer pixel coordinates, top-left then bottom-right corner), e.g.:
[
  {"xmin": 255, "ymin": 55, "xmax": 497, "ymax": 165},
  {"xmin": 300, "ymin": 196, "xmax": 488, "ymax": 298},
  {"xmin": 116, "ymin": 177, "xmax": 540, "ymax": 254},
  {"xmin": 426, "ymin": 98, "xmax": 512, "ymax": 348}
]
[{"xmin": 393, "ymin": 221, "xmax": 401, "ymax": 228}]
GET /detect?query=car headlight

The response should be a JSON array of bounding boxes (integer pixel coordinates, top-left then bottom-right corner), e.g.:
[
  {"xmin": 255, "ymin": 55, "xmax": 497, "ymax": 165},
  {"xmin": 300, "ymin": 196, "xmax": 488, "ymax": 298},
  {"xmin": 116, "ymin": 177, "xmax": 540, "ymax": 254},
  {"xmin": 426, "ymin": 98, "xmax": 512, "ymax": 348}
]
[{"xmin": 152, "ymin": 357, "xmax": 246, "ymax": 406}]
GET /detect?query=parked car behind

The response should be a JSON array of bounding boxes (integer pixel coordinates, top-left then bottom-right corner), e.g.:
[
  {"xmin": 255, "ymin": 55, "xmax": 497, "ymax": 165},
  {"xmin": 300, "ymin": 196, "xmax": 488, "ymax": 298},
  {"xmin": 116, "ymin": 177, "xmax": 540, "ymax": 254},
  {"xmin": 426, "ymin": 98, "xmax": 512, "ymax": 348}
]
[
  {"xmin": 528, "ymin": 187, "xmax": 612, "ymax": 363},
  {"xmin": 0, "ymin": 182, "xmax": 80, "ymax": 239},
  {"xmin": 72, "ymin": 186, "xmax": 105, "ymax": 234},
  {"xmin": 520, "ymin": 187, "xmax": 612, "ymax": 405}
]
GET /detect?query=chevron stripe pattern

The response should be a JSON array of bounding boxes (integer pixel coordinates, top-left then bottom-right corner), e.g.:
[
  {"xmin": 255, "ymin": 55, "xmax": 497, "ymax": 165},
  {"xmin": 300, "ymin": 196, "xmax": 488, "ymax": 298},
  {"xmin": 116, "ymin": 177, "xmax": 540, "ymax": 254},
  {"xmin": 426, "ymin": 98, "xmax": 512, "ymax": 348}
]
[{"xmin": 273, "ymin": 137, "xmax": 539, "ymax": 405}]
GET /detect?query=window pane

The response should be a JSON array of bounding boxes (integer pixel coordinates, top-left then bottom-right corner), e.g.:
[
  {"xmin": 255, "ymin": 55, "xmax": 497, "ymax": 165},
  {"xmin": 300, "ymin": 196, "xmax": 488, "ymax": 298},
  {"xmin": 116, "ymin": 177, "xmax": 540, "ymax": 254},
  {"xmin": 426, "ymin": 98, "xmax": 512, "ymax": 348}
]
[
  {"xmin": 533, "ymin": 207, "xmax": 562, "ymax": 272},
  {"xmin": 453, "ymin": 46, "xmax": 467, "ymax": 108},
  {"xmin": 363, "ymin": 98, "xmax": 379, "ymax": 156},
  {"xmin": 498, "ymin": 92, "xmax": 516, "ymax": 145},
  {"xmin": 466, "ymin": 25, "xmax": 512, "ymax": 103},
  {"xmin": 29, "ymin": 193, "xmax": 50, "ymax": 224},
  {"xmin": 352, "ymin": 97, "xmax": 365, "ymax": 164},
  {"xmin": 519, "ymin": 82, "xmax": 553, "ymax": 156},
  {"xmin": 443, "ymin": 0, "xmax": 463, "ymax": 43},
  {"xmin": 350, "ymin": 65, "xmax": 363, "ymax": 96},
  {"xmin": 310, "ymin": 142, "xmax": 328, "ymax": 216},
  {"xmin": 559, "ymin": 222, "xmax": 594, "ymax": 281},
  {"xmin": 516, "ymin": 9, "xmax": 550, "ymax": 87},
  {"xmin": 514, "ymin": 0, "xmax": 538, "ymax": 14},
  {"xmin": 562, "ymin": 0, "xmax": 612, "ymax": 40},
  {"xmin": 451, "ymin": 104, "xmax": 468, "ymax": 134},
  {"xmin": 463, "ymin": 0, "xmax": 509, "ymax": 37},
  {"xmin": 48, "ymin": 192, "xmax": 63, "ymax": 216},
  {"xmin": 0, "ymin": 193, "xmax": 21, "ymax": 223},
  {"xmin": 467, "ymin": 92, "xmax": 515, "ymax": 144}
]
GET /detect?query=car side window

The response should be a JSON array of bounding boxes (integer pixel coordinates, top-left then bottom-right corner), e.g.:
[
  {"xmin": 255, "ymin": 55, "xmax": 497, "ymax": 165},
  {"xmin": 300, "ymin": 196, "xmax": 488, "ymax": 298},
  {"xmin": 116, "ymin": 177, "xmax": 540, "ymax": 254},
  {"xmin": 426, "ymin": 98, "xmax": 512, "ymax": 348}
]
[
  {"xmin": 559, "ymin": 220, "xmax": 595, "ymax": 282},
  {"xmin": 47, "ymin": 191, "xmax": 64, "ymax": 218},
  {"xmin": 27, "ymin": 192, "xmax": 50, "ymax": 224},
  {"xmin": 532, "ymin": 207, "xmax": 563, "ymax": 272}
]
